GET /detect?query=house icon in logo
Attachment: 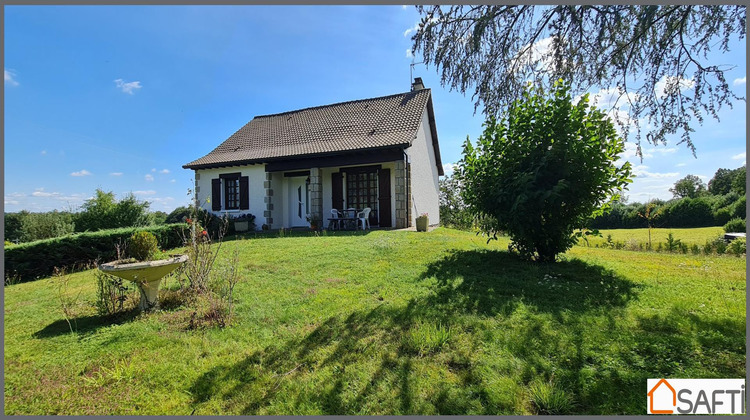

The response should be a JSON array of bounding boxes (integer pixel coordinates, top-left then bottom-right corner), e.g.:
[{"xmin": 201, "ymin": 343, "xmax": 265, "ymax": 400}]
[{"xmin": 648, "ymin": 378, "xmax": 677, "ymax": 414}]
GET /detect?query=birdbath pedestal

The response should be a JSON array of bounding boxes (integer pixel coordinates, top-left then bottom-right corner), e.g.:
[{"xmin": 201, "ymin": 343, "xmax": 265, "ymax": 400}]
[{"xmin": 98, "ymin": 255, "xmax": 188, "ymax": 311}]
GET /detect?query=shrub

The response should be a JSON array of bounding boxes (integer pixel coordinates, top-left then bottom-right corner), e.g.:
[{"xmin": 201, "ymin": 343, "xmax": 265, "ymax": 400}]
[
  {"xmin": 712, "ymin": 237, "xmax": 727, "ymax": 255},
  {"xmin": 660, "ymin": 197, "xmax": 715, "ymax": 227},
  {"xmin": 4, "ymin": 224, "xmax": 186, "ymax": 283},
  {"xmin": 732, "ymin": 195, "xmax": 746, "ymax": 219},
  {"xmin": 458, "ymin": 81, "xmax": 632, "ymax": 262},
  {"xmin": 165, "ymin": 206, "xmax": 192, "ymax": 224},
  {"xmin": 728, "ymin": 238, "xmax": 746, "ymax": 256},
  {"xmin": 723, "ymin": 217, "xmax": 746, "ymax": 233},
  {"xmin": 664, "ymin": 233, "xmax": 682, "ymax": 253},
  {"xmin": 129, "ymin": 231, "xmax": 159, "ymax": 261},
  {"xmin": 714, "ymin": 207, "xmax": 733, "ymax": 226}
]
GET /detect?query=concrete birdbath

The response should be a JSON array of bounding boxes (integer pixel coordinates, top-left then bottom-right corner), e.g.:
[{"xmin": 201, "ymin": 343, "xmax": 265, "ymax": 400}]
[{"xmin": 99, "ymin": 254, "xmax": 188, "ymax": 311}]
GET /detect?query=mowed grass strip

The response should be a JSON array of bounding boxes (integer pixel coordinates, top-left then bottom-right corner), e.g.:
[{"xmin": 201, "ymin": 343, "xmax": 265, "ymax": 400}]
[
  {"xmin": 577, "ymin": 226, "xmax": 726, "ymax": 247},
  {"xmin": 3, "ymin": 228, "xmax": 745, "ymax": 415}
]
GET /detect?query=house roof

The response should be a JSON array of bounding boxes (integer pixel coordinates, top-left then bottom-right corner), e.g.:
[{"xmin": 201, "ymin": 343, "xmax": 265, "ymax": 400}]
[{"xmin": 183, "ymin": 88, "xmax": 443, "ymax": 174}]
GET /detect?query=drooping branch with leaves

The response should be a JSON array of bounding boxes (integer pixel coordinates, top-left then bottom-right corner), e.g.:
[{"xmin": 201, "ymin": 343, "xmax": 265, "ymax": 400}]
[{"xmin": 411, "ymin": 5, "xmax": 745, "ymax": 156}]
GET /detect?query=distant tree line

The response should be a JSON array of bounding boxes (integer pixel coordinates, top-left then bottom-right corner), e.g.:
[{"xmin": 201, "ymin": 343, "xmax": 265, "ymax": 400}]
[
  {"xmin": 440, "ymin": 165, "xmax": 746, "ymax": 231},
  {"xmin": 4, "ymin": 189, "xmax": 174, "ymax": 244}
]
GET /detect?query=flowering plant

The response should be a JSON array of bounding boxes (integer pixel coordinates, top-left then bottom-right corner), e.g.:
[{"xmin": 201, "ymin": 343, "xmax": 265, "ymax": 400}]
[{"xmin": 417, "ymin": 213, "xmax": 429, "ymax": 219}]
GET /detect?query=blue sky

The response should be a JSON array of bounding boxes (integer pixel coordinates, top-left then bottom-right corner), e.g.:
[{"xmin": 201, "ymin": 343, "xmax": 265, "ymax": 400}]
[{"xmin": 4, "ymin": 5, "xmax": 747, "ymax": 213}]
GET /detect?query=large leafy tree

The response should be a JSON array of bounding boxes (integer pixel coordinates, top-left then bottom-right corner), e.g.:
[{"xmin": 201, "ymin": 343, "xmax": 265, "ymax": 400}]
[
  {"xmin": 411, "ymin": 5, "xmax": 745, "ymax": 155},
  {"xmin": 459, "ymin": 81, "xmax": 632, "ymax": 262},
  {"xmin": 669, "ymin": 174, "xmax": 707, "ymax": 199},
  {"xmin": 75, "ymin": 189, "xmax": 151, "ymax": 231}
]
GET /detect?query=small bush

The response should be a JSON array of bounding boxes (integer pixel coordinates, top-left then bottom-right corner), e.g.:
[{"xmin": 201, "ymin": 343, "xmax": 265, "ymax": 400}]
[
  {"xmin": 728, "ymin": 238, "xmax": 746, "ymax": 256},
  {"xmin": 664, "ymin": 233, "xmax": 682, "ymax": 253},
  {"xmin": 712, "ymin": 237, "xmax": 727, "ymax": 255},
  {"xmin": 723, "ymin": 217, "xmax": 746, "ymax": 233},
  {"xmin": 529, "ymin": 380, "xmax": 574, "ymax": 415},
  {"xmin": 690, "ymin": 244, "xmax": 700, "ymax": 255},
  {"xmin": 129, "ymin": 231, "xmax": 159, "ymax": 261}
]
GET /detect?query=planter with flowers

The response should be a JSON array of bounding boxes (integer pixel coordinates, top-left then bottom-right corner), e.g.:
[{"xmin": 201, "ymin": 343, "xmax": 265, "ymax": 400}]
[
  {"xmin": 230, "ymin": 213, "xmax": 256, "ymax": 233},
  {"xmin": 416, "ymin": 213, "xmax": 429, "ymax": 232}
]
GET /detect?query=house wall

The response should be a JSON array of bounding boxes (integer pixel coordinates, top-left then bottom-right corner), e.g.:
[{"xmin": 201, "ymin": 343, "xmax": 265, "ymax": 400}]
[
  {"xmin": 405, "ymin": 107, "xmax": 441, "ymax": 226},
  {"xmin": 194, "ymin": 164, "xmax": 266, "ymax": 230}
]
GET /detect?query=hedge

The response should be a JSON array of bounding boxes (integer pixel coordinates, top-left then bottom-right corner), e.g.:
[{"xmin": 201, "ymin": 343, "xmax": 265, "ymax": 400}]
[{"xmin": 4, "ymin": 223, "xmax": 187, "ymax": 283}]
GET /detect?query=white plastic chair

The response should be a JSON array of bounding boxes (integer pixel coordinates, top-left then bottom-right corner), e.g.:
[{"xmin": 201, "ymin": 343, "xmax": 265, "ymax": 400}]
[
  {"xmin": 328, "ymin": 209, "xmax": 341, "ymax": 230},
  {"xmin": 357, "ymin": 207, "xmax": 371, "ymax": 230}
]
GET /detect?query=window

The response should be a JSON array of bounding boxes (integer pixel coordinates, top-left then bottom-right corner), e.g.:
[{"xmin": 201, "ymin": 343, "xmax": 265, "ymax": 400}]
[
  {"xmin": 345, "ymin": 169, "xmax": 378, "ymax": 223},
  {"xmin": 224, "ymin": 176, "xmax": 240, "ymax": 210},
  {"xmin": 213, "ymin": 172, "xmax": 246, "ymax": 211}
]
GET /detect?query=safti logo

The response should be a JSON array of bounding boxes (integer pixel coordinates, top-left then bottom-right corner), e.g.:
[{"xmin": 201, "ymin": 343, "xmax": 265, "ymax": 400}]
[{"xmin": 647, "ymin": 378, "xmax": 746, "ymax": 414}]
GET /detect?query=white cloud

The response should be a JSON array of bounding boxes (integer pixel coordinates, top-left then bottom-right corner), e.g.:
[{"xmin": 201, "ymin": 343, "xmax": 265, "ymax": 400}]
[
  {"xmin": 731, "ymin": 152, "xmax": 745, "ymax": 160},
  {"xmin": 5, "ymin": 69, "xmax": 18, "ymax": 86},
  {"xmin": 71, "ymin": 169, "xmax": 92, "ymax": 177},
  {"xmin": 114, "ymin": 78, "xmax": 142, "ymax": 95},
  {"xmin": 442, "ymin": 163, "xmax": 456, "ymax": 177},
  {"xmin": 403, "ymin": 23, "xmax": 420, "ymax": 37},
  {"xmin": 675, "ymin": 162, "xmax": 687, "ymax": 167},
  {"xmin": 654, "ymin": 75, "xmax": 694, "ymax": 98},
  {"xmin": 402, "ymin": 5, "xmax": 408, "ymax": 10},
  {"xmin": 40, "ymin": 150, "xmax": 47, "ymax": 155},
  {"xmin": 406, "ymin": 49, "xmax": 413, "ymax": 58},
  {"xmin": 733, "ymin": 76, "xmax": 746, "ymax": 86},
  {"xmin": 151, "ymin": 168, "xmax": 156, "ymax": 172},
  {"xmin": 133, "ymin": 190, "xmax": 157, "ymax": 195},
  {"xmin": 145, "ymin": 174, "xmax": 154, "ymax": 182},
  {"xmin": 159, "ymin": 168, "xmax": 170, "ymax": 174},
  {"xmin": 32, "ymin": 188, "xmax": 58, "ymax": 197},
  {"xmin": 110, "ymin": 172, "xmax": 123, "ymax": 176},
  {"xmin": 170, "ymin": 179, "xmax": 176, "ymax": 183},
  {"xmin": 631, "ymin": 165, "xmax": 679, "ymax": 179}
]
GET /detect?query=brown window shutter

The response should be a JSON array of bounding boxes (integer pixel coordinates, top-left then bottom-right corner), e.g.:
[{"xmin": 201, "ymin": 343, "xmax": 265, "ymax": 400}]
[
  {"xmin": 331, "ymin": 172, "xmax": 344, "ymax": 210},
  {"xmin": 239, "ymin": 176, "xmax": 249, "ymax": 210},
  {"xmin": 211, "ymin": 178, "xmax": 221, "ymax": 211},
  {"xmin": 378, "ymin": 168, "xmax": 391, "ymax": 227}
]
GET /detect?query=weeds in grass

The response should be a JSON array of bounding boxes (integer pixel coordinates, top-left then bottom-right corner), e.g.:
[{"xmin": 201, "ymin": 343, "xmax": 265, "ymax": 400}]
[
  {"xmin": 528, "ymin": 380, "xmax": 574, "ymax": 415},
  {"xmin": 4, "ymin": 271, "xmax": 21, "ymax": 286},
  {"xmin": 82, "ymin": 359, "xmax": 139, "ymax": 388},
  {"xmin": 402, "ymin": 322, "xmax": 453, "ymax": 355},
  {"xmin": 53, "ymin": 266, "xmax": 83, "ymax": 333},
  {"xmin": 94, "ymin": 270, "xmax": 134, "ymax": 316}
]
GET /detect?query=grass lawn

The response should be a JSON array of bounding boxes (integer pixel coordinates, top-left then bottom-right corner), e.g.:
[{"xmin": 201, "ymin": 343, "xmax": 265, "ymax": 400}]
[
  {"xmin": 4, "ymin": 228, "xmax": 746, "ymax": 415},
  {"xmin": 578, "ymin": 226, "xmax": 726, "ymax": 248}
]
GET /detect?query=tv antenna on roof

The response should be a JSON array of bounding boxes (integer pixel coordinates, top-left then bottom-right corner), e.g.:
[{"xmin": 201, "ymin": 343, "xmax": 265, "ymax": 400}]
[{"xmin": 410, "ymin": 57, "xmax": 424, "ymax": 84}]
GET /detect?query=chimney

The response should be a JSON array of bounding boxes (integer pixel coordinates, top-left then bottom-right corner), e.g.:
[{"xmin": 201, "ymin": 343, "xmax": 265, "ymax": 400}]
[{"xmin": 411, "ymin": 77, "xmax": 425, "ymax": 91}]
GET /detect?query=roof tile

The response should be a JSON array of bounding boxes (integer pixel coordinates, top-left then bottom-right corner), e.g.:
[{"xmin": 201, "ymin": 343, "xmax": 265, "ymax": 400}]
[{"xmin": 183, "ymin": 89, "xmax": 431, "ymax": 169}]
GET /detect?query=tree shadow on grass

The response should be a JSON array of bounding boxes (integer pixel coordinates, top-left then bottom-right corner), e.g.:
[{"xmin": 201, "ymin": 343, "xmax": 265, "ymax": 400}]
[
  {"xmin": 186, "ymin": 250, "xmax": 744, "ymax": 414},
  {"xmin": 188, "ymin": 303, "xmax": 438, "ymax": 415},
  {"xmin": 32, "ymin": 309, "xmax": 140, "ymax": 339},
  {"xmin": 418, "ymin": 249, "xmax": 641, "ymax": 317}
]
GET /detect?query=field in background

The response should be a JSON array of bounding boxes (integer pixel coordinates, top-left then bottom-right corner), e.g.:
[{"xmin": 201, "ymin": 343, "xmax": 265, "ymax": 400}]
[{"xmin": 578, "ymin": 226, "xmax": 726, "ymax": 248}]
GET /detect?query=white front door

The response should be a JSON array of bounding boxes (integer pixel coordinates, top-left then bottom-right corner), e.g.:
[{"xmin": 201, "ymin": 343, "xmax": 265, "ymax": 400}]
[{"xmin": 288, "ymin": 176, "xmax": 309, "ymax": 227}]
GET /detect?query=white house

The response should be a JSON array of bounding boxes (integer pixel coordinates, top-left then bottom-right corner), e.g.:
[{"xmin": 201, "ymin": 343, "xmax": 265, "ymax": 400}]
[{"xmin": 183, "ymin": 78, "xmax": 443, "ymax": 230}]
